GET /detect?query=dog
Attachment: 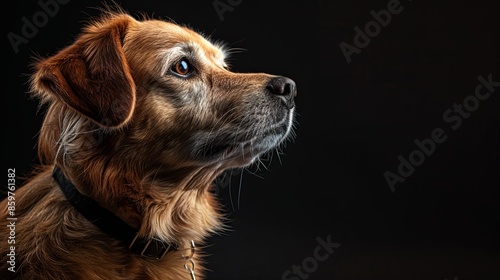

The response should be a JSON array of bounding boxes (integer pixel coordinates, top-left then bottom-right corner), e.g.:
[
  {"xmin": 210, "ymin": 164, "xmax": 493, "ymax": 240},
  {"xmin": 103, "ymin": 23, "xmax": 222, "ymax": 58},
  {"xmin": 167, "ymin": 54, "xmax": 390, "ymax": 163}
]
[{"xmin": 1, "ymin": 8, "xmax": 296, "ymax": 280}]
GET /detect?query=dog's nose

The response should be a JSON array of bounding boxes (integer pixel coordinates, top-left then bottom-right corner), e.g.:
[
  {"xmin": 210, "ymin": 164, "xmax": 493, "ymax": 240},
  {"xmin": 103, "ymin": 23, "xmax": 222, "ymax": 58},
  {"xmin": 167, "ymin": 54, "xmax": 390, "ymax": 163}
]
[{"xmin": 266, "ymin": 76, "xmax": 297, "ymax": 109}]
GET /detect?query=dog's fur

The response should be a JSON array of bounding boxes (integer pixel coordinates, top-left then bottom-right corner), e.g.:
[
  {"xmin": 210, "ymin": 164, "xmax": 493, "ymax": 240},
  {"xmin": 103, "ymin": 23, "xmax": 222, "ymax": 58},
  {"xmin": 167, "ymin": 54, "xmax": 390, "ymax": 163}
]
[{"xmin": 1, "ymin": 9, "xmax": 296, "ymax": 280}]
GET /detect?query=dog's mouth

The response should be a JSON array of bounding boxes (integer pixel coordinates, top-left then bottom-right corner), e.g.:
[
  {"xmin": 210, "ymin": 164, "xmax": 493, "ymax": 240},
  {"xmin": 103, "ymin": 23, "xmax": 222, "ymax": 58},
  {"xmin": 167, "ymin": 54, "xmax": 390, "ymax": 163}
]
[{"xmin": 189, "ymin": 107, "xmax": 295, "ymax": 166}]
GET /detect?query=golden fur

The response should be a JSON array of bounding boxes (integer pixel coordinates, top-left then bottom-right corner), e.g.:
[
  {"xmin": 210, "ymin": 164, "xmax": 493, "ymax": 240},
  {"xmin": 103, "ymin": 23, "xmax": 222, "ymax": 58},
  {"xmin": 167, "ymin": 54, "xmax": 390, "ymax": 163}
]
[{"xmin": 1, "ymin": 9, "xmax": 296, "ymax": 280}]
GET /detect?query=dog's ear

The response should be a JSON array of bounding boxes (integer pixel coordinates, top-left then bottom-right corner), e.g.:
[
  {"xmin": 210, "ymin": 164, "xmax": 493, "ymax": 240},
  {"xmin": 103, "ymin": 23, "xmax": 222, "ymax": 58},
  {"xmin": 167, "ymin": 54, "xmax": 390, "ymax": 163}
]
[{"xmin": 31, "ymin": 14, "xmax": 136, "ymax": 128}]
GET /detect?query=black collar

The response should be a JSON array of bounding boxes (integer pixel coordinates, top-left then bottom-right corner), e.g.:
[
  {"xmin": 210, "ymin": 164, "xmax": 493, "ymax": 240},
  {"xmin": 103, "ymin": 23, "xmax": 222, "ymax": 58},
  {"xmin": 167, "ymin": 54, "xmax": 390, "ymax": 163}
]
[{"xmin": 52, "ymin": 166, "xmax": 177, "ymax": 259}]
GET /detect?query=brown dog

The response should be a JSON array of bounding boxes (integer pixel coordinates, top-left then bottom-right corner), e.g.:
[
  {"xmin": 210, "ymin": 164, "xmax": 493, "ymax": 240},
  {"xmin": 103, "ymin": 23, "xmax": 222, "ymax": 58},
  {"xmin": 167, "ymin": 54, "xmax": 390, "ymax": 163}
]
[{"xmin": 1, "ymin": 9, "xmax": 296, "ymax": 280}]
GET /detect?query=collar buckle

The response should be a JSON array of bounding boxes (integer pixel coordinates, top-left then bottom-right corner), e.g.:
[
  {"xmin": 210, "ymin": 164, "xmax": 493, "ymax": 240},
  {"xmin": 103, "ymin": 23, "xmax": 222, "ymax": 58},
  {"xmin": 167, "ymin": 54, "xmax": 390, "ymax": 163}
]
[{"xmin": 129, "ymin": 233, "xmax": 176, "ymax": 260}]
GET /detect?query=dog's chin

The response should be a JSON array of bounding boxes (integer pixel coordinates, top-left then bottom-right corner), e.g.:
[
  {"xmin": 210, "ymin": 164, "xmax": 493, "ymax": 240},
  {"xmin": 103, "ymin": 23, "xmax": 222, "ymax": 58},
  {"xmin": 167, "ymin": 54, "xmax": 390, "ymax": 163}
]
[
  {"xmin": 225, "ymin": 134, "xmax": 283, "ymax": 166},
  {"xmin": 194, "ymin": 109, "xmax": 295, "ymax": 168}
]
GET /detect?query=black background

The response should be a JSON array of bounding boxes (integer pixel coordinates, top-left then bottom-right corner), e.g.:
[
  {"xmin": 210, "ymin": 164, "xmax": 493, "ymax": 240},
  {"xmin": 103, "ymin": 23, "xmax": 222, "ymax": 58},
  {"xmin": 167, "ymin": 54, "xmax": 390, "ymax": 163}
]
[{"xmin": 3, "ymin": 0, "xmax": 500, "ymax": 279}]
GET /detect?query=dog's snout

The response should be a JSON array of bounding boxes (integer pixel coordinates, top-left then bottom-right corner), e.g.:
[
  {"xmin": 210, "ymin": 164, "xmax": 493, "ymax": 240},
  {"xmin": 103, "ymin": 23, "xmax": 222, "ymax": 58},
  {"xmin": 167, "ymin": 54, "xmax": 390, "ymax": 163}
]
[{"xmin": 266, "ymin": 76, "xmax": 297, "ymax": 109}]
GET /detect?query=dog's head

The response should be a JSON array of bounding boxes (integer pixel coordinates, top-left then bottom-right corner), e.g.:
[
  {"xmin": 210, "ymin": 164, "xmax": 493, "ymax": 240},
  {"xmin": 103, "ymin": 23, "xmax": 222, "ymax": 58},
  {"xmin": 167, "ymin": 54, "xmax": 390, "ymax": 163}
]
[{"xmin": 31, "ymin": 12, "xmax": 296, "ymax": 186}]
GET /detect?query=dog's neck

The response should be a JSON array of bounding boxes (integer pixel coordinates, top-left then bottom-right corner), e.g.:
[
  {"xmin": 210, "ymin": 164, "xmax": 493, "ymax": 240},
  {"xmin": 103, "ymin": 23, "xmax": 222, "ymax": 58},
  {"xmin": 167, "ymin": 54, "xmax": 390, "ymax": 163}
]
[
  {"xmin": 53, "ymin": 166, "xmax": 181, "ymax": 259},
  {"xmin": 55, "ymin": 162, "xmax": 224, "ymax": 251}
]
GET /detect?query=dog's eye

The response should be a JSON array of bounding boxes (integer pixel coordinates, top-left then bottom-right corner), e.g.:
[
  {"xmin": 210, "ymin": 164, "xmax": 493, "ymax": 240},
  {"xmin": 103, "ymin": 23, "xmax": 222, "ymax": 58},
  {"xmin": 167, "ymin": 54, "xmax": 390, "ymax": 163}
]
[{"xmin": 171, "ymin": 58, "xmax": 192, "ymax": 77}]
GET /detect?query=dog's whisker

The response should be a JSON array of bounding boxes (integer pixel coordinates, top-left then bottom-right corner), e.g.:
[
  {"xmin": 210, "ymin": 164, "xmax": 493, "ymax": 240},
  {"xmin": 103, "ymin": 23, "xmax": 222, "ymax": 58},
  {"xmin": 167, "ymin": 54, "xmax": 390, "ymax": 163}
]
[
  {"xmin": 228, "ymin": 169, "xmax": 236, "ymax": 212},
  {"xmin": 237, "ymin": 169, "xmax": 244, "ymax": 210},
  {"xmin": 275, "ymin": 148, "xmax": 283, "ymax": 166}
]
